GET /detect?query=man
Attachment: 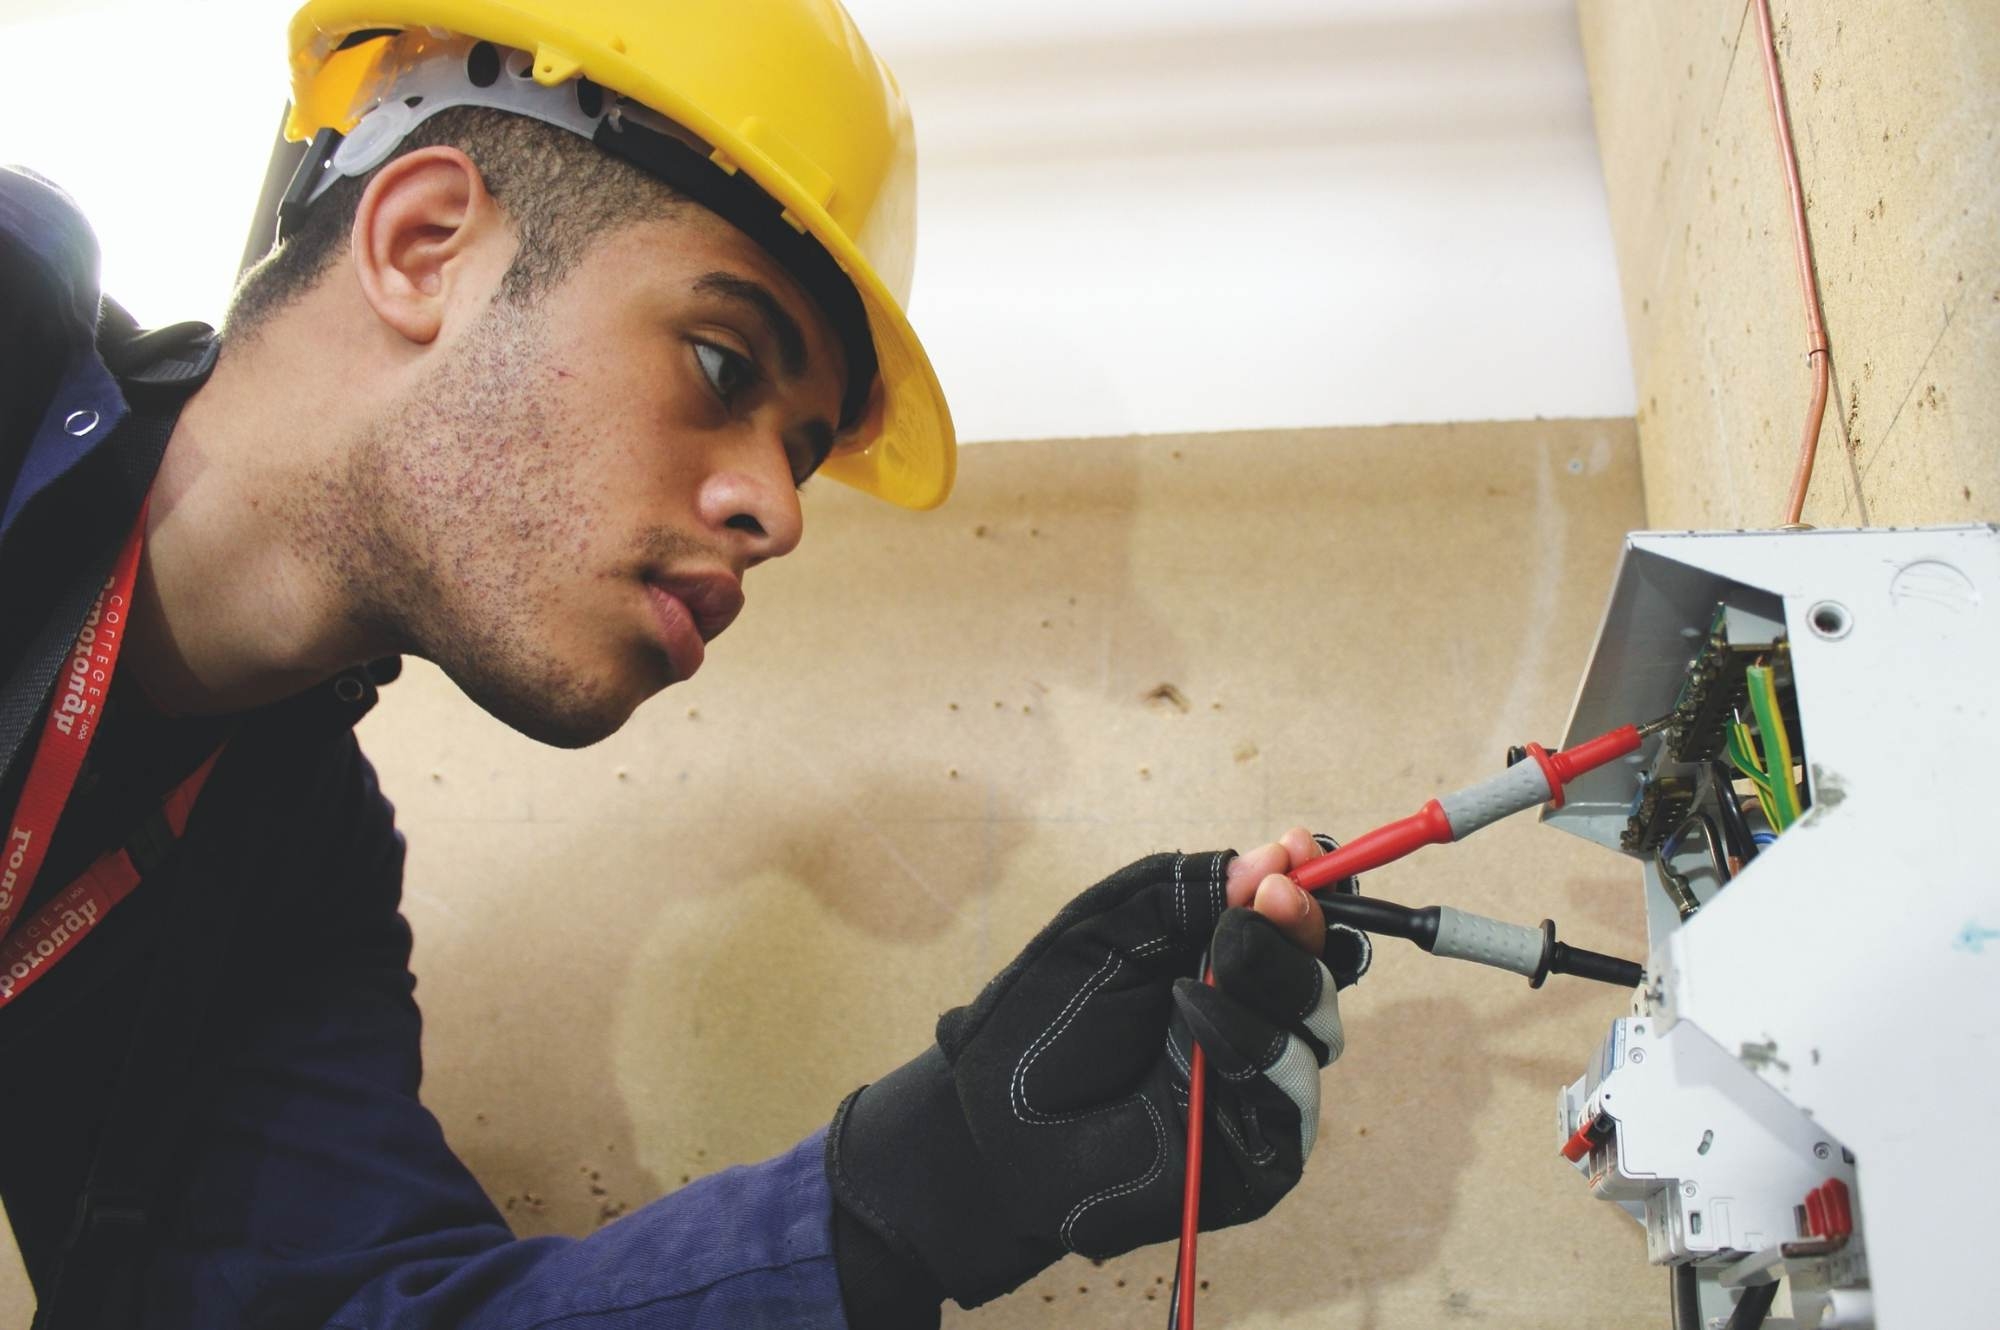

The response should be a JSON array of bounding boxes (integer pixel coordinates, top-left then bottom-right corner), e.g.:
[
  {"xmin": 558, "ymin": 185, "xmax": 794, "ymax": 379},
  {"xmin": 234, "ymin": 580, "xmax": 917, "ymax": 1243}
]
[{"xmin": 0, "ymin": 3, "xmax": 1363, "ymax": 1325}]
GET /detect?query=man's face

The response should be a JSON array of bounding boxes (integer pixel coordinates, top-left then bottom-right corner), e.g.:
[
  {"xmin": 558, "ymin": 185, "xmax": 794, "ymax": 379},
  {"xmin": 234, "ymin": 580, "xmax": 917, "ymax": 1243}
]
[{"xmin": 339, "ymin": 206, "xmax": 849, "ymax": 748}]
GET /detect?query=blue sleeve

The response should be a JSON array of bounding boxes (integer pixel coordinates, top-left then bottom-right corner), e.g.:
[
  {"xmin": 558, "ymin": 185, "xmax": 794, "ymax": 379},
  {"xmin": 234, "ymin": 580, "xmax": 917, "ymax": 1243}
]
[
  {"xmin": 150, "ymin": 739, "xmax": 849, "ymax": 1329},
  {"xmin": 0, "ymin": 168, "xmax": 130, "ymax": 535}
]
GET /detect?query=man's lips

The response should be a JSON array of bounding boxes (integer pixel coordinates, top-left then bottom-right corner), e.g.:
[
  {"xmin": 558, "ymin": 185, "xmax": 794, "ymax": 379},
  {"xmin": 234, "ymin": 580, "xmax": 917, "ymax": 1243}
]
[
  {"xmin": 644, "ymin": 584, "xmax": 706, "ymax": 680},
  {"xmin": 642, "ymin": 573, "xmax": 744, "ymax": 681},
  {"xmin": 656, "ymin": 572, "xmax": 745, "ymax": 641}
]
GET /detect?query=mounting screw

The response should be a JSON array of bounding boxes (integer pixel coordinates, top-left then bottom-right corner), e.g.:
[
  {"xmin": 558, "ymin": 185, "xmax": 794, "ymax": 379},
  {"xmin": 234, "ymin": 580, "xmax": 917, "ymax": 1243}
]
[
  {"xmin": 1683, "ymin": 1181, "xmax": 1697, "ymax": 1197},
  {"xmin": 1630, "ymin": 1049, "xmax": 1646, "ymax": 1064},
  {"xmin": 1813, "ymin": 1142, "xmax": 1831, "ymax": 1160}
]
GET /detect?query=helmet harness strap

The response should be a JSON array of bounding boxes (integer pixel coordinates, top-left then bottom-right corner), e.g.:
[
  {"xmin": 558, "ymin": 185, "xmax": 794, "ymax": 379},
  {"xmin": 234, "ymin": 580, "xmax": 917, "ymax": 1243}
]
[{"xmin": 276, "ymin": 35, "xmax": 876, "ymax": 430}]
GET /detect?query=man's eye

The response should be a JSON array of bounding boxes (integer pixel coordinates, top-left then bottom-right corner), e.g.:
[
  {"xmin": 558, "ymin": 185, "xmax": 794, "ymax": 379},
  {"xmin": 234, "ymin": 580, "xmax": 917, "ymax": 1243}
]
[
  {"xmin": 788, "ymin": 444, "xmax": 822, "ymax": 491},
  {"xmin": 694, "ymin": 342, "xmax": 755, "ymax": 403}
]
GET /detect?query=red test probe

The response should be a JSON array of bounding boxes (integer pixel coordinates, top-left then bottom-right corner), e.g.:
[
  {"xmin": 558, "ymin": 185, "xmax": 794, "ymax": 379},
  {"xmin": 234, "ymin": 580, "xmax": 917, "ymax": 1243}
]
[
  {"xmin": 1171, "ymin": 715, "xmax": 1673, "ymax": 1330},
  {"xmin": 1288, "ymin": 718, "xmax": 1672, "ymax": 893}
]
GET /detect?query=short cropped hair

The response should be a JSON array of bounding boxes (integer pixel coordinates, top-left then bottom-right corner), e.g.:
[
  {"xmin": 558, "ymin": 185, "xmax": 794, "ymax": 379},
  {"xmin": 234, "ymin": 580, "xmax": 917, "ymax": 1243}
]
[{"xmin": 228, "ymin": 105, "xmax": 684, "ymax": 336}]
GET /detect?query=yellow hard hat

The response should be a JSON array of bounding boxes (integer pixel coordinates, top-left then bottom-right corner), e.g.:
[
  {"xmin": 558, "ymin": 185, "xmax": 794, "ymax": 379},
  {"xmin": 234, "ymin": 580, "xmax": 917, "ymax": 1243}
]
[{"xmin": 285, "ymin": 0, "xmax": 955, "ymax": 509}]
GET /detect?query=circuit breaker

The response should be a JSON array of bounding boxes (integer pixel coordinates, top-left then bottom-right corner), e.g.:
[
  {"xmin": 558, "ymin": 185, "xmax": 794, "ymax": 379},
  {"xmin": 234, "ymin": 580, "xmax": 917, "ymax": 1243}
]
[{"xmin": 1540, "ymin": 526, "xmax": 1998, "ymax": 1330}]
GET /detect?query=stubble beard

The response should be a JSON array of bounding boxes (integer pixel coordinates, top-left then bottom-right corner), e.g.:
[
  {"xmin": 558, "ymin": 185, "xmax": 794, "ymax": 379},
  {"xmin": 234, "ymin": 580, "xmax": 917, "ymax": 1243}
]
[{"xmin": 301, "ymin": 298, "xmax": 641, "ymax": 748}]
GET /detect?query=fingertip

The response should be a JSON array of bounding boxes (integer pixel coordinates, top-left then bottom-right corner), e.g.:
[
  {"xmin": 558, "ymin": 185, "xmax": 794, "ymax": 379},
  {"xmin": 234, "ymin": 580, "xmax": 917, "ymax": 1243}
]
[
  {"xmin": 1278, "ymin": 826, "xmax": 1318, "ymax": 868},
  {"xmin": 1251, "ymin": 872, "xmax": 1306, "ymax": 916},
  {"xmin": 1252, "ymin": 873, "xmax": 1323, "ymax": 955}
]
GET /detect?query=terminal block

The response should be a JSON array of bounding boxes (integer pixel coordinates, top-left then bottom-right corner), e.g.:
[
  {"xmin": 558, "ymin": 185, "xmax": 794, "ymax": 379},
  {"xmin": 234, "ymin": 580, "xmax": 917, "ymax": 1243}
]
[{"xmin": 1663, "ymin": 602, "xmax": 1777, "ymax": 763}]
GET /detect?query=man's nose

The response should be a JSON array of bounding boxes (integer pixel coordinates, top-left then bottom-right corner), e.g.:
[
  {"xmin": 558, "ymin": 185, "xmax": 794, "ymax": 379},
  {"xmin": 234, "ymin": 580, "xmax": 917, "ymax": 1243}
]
[{"xmin": 699, "ymin": 448, "xmax": 804, "ymax": 568}]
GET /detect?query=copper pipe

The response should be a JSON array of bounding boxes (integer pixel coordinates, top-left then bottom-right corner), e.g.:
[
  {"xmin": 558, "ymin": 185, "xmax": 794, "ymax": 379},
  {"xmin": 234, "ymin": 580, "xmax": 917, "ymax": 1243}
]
[{"xmin": 1754, "ymin": 0, "xmax": 1831, "ymax": 527}]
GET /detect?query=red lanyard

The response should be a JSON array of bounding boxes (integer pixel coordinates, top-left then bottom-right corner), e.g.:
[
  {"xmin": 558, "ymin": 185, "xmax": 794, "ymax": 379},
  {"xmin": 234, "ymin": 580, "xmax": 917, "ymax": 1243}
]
[{"xmin": 0, "ymin": 503, "xmax": 222, "ymax": 1010}]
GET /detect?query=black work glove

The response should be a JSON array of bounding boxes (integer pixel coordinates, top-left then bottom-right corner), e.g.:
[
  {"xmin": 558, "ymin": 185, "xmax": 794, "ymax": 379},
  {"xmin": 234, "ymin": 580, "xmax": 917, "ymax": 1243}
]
[{"xmin": 828, "ymin": 843, "xmax": 1367, "ymax": 1312}]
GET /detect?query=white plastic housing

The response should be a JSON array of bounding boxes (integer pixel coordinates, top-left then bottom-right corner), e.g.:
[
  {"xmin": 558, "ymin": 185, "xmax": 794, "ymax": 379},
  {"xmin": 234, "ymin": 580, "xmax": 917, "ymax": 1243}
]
[{"xmin": 1543, "ymin": 526, "xmax": 2000, "ymax": 1330}]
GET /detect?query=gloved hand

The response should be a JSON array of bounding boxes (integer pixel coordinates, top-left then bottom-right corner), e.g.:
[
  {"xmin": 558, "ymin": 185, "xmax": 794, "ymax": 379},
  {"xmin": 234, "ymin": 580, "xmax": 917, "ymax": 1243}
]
[{"xmin": 827, "ymin": 832, "xmax": 1368, "ymax": 1313}]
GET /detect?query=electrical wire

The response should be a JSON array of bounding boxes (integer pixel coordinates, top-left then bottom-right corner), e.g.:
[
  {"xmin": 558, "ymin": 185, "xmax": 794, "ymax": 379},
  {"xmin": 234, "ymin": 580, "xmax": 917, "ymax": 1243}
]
[
  {"xmin": 1745, "ymin": 666, "xmax": 1804, "ymax": 825},
  {"xmin": 1726, "ymin": 723, "xmax": 1784, "ymax": 829},
  {"xmin": 1708, "ymin": 761, "xmax": 1757, "ymax": 866},
  {"xmin": 1670, "ymin": 1263, "xmax": 1702, "ymax": 1330},
  {"xmin": 1753, "ymin": 0, "xmax": 1832, "ymax": 527},
  {"xmin": 1654, "ymin": 847, "xmax": 1702, "ymax": 919},
  {"xmin": 1676, "ymin": 813, "xmax": 1732, "ymax": 886},
  {"xmin": 1724, "ymin": 1278, "xmax": 1781, "ymax": 1330},
  {"xmin": 1726, "ymin": 666, "xmax": 1803, "ymax": 831},
  {"xmin": 1657, "ymin": 815, "xmax": 1726, "ymax": 918},
  {"xmin": 1172, "ymin": 965, "xmax": 1212, "ymax": 1330}
]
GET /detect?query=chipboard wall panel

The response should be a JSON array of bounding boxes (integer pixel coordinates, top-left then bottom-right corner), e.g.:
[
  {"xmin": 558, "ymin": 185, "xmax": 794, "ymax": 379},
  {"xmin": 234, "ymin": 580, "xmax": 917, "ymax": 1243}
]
[{"xmin": 1578, "ymin": 0, "xmax": 2000, "ymax": 529}]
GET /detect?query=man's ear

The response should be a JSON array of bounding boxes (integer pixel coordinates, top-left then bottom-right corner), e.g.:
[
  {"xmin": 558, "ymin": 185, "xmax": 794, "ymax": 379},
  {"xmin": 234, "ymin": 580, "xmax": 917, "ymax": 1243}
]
[{"xmin": 349, "ymin": 145, "xmax": 502, "ymax": 346}]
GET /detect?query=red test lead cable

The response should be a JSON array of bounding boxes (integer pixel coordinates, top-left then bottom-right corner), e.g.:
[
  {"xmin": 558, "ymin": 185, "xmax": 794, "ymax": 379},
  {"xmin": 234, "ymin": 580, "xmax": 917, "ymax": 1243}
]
[
  {"xmin": 1174, "ymin": 967, "xmax": 1211, "ymax": 1330},
  {"xmin": 1172, "ymin": 715, "xmax": 1671, "ymax": 1329}
]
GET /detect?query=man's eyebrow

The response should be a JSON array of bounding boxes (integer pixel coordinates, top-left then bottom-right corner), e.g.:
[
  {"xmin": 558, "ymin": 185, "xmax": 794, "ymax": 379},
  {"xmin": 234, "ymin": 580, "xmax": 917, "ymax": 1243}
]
[{"xmin": 693, "ymin": 271, "xmax": 807, "ymax": 379}]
